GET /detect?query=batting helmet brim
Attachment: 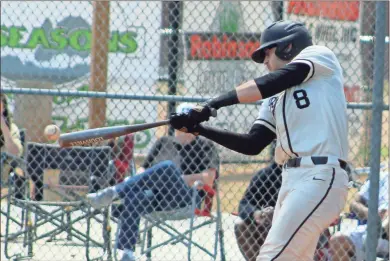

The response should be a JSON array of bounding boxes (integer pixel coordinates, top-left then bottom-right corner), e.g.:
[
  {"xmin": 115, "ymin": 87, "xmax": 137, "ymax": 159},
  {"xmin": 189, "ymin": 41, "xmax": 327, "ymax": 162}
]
[
  {"xmin": 251, "ymin": 41, "xmax": 276, "ymax": 63},
  {"xmin": 251, "ymin": 32, "xmax": 309, "ymax": 63}
]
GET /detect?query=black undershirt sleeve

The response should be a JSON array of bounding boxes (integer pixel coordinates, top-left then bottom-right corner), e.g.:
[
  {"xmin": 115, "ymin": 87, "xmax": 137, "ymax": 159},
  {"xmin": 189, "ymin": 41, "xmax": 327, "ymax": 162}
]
[
  {"xmin": 197, "ymin": 124, "xmax": 276, "ymax": 155},
  {"xmin": 207, "ymin": 90, "xmax": 239, "ymax": 110},
  {"xmin": 205, "ymin": 62, "xmax": 310, "ymax": 110},
  {"xmin": 254, "ymin": 62, "xmax": 311, "ymax": 99}
]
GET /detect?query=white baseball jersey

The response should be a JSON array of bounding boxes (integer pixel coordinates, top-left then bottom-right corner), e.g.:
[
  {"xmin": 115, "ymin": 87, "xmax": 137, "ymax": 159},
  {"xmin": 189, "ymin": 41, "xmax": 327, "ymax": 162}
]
[{"xmin": 254, "ymin": 45, "xmax": 348, "ymax": 164}]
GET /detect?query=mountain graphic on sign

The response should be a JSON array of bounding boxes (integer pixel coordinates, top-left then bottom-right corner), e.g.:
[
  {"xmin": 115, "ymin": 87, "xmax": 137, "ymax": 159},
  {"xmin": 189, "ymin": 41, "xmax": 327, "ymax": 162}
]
[
  {"xmin": 1, "ymin": 16, "xmax": 90, "ymax": 84},
  {"xmin": 35, "ymin": 16, "xmax": 90, "ymax": 62}
]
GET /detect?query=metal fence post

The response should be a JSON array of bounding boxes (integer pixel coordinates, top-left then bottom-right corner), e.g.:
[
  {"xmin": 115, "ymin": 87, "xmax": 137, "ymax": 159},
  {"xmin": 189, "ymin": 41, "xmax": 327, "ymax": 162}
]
[
  {"xmin": 167, "ymin": 1, "xmax": 182, "ymax": 136},
  {"xmin": 365, "ymin": 2, "xmax": 386, "ymax": 261}
]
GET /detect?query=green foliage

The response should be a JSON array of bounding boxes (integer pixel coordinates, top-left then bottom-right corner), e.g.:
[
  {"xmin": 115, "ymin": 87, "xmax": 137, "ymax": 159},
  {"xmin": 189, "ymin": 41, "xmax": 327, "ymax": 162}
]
[{"xmin": 218, "ymin": 2, "xmax": 240, "ymax": 33}]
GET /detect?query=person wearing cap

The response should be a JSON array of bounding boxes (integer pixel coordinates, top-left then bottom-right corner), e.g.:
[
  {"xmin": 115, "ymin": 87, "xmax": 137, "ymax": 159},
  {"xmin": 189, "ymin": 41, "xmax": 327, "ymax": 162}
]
[{"xmin": 86, "ymin": 103, "xmax": 219, "ymax": 261}]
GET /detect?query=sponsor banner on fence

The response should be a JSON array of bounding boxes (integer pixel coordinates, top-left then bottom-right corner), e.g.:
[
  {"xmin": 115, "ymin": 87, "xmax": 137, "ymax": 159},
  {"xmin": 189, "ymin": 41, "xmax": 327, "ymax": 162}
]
[{"xmin": 1, "ymin": 1, "xmax": 162, "ymax": 153}]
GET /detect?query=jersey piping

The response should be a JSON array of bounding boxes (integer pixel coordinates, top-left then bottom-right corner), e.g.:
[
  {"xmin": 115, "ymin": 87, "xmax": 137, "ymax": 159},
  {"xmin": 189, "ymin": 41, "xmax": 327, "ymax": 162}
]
[
  {"xmin": 290, "ymin": 58, "xmax": 315, "ymax": 82},
  {"xmin": 282, "ymin": 90, "xmax": 299, "ymax": 157},
  {"xmin": 254, "ymin": 118, "xmax": 276, "ymax": 133},
  {"xmin": 271, "ymin": 168, "xmax": 336, "ymax": 260}
]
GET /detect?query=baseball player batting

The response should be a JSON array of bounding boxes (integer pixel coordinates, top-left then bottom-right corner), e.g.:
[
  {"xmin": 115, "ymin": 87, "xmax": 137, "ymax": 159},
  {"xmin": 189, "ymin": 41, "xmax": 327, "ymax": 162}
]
[{"xmin": 170, "ymin": 20, "xmax": 349, "ymax": 261}]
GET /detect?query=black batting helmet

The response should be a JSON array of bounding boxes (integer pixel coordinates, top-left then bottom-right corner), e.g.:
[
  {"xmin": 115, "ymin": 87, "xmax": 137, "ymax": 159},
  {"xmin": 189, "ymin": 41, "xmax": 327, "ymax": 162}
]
[{"xmin": 251, "ymin": 20, "xmax": 313, "ymax": 63}]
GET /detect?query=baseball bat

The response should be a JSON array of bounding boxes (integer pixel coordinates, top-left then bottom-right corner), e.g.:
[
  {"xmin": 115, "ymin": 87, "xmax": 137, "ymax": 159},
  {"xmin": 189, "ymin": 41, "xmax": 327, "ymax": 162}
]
[
  {"xmin": 58, "ymin": 108, "xmax": 217, "ymax": 148},
  {"xmin": 58, "ymin": 120, "xmax": 170, "ymax": 148}
]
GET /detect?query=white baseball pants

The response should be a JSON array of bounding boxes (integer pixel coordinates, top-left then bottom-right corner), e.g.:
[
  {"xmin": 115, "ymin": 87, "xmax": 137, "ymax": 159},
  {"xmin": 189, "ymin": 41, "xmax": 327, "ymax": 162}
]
[{"xmin": 257, "ymin": 163, "xmax": 348, "ymax": 261}]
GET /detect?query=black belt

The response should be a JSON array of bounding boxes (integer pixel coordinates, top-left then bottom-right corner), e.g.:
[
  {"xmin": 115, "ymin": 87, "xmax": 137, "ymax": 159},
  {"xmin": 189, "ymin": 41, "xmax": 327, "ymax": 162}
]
[{"xmin": 285, "ymin": 156, "xmax": 348, "ymax": 171}]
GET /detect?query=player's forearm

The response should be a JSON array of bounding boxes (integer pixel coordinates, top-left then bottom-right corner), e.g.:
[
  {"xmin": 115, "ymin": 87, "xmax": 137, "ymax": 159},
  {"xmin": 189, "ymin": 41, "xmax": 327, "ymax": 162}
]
[
  {"xmin": 197, "ymin": 124, "xmax": 275, "ymax": 155},
  {"xmin": 206, "ymin": 81, "xmax": 260, "ymax": 110},
  {"xmin": 349, "ymin": 201, "xmax": 369, "ymax": 220}
]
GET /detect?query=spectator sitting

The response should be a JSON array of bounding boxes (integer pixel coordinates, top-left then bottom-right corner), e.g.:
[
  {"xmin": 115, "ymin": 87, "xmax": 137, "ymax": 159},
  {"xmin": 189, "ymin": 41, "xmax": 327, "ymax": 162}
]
[
  {"xmin": 234, "ymin": 161, "xmax": 282, "ymax": 261},
  {"xmin": 86, "ymin": 103, "xmax": 219, "ymax": 261},
  {"xmin": 0, "ymin": 93, "xmax": 24, "ymax": 197},
  {"xmin": 329, "ymin": 164, "xmax": 389, "ymax": 261}
]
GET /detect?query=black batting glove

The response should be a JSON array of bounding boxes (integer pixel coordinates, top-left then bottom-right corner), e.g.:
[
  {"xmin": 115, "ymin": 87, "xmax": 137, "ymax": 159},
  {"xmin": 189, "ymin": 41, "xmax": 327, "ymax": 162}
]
[
  {"xmin": 169, "ymin": 113, "xmax": 200, "ymax": 135},
  {"xmin": 188, "ymin": 103, "xmax": 214, "ymax": 124}
]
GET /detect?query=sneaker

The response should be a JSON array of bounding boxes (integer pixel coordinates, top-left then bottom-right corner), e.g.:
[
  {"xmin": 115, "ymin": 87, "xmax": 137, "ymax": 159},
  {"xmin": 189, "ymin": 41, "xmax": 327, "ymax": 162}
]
[
  {"xmin": 121, "ymin": 251, "xmax": 136, "ymax": 261},
  {"xmin": 86, "ymin": 187, "xmax": 116, "ymax": 209}
]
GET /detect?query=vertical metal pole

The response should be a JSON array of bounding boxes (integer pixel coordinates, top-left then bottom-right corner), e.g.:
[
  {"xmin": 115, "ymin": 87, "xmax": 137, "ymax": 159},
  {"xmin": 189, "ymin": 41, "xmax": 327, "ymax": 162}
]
[
  {"xmin": 271, "ymin": 1, "xmax": 284, "ymax": 21},
  {"xmin": 167, "ymin": 1, "xmax": 181, "ymax": 136},
  {"xmin": 89, "ymin": 1, "xmax": 110, "ymax": 129},
  {"xmin": 365, "ymin": 2, "xmax": 386, "ymax": 261}
]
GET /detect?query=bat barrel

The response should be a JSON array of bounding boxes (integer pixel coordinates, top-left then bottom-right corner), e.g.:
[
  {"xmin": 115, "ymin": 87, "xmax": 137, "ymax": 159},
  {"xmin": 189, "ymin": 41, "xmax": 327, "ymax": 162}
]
[{"xmin": 58, "ymin": 120, "xmax": 170, "ymax": 147}]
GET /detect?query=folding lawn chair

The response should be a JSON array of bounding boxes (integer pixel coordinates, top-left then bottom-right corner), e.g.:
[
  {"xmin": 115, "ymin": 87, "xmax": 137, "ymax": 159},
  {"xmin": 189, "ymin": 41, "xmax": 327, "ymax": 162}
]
[
  {"xmin": 1, "ymin": 152, "xmax": 28, "ymax": 239},
  {"xmin": 1, "ymin": 129, "xmax": 27, "ymax": 238},
  {"xmin": 3, "ymin": 142, "xmax": 115, "ymax": 261},
  {"xmin": 137, "ymin": 176, "xmax": 226, "ymax": 261}
]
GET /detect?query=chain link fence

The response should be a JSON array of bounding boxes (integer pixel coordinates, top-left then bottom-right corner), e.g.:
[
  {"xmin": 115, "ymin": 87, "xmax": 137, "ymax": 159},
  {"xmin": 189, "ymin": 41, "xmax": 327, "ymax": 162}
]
[{"xmin": 1, "ymin": 1, "xmax": 388, "ymax": 261}]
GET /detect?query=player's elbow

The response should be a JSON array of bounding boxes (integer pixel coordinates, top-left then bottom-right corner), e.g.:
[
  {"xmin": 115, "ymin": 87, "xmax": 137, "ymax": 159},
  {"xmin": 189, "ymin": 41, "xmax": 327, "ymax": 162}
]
[
  {"xmin": 240, "ymin": 145, "xmax": 264, "ymax": 155},
  {"xmin": 245, "ymin": 149, "xmax": 262, "ymax": 156}
]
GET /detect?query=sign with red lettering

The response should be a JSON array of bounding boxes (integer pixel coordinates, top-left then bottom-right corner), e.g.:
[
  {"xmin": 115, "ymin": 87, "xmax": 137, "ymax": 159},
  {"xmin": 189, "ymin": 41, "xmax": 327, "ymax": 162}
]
[
  {"xmin": 287, "ymin": 1, "xmax": 360, "ymax": 22},
  {"xmin": 185, "ymin": 33, "xmax": 262, "ymax": 60}
]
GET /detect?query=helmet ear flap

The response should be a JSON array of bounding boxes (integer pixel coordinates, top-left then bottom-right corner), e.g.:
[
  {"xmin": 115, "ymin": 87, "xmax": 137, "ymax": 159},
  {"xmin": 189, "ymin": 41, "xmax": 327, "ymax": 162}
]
[
  {"xmin": 275, "ymin": 41, "xmax": 295, "ymax": 61},
  {"xmin": 282, "ymin": 44, "xmax": 293, "ymax": 54}
]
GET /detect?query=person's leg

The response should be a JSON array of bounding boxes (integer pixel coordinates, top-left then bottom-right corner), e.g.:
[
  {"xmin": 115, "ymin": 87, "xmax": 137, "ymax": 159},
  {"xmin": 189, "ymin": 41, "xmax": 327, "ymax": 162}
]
[
  {"xmin": 115, "ymin": 161, "xmax": 181, "ymax": 197},
  {"xmin": 329, "ymin": 232, "xmax": 357, "ymax": 261},
  {"xmin": 87, "ymin": 160, "xmax": 182, "ymax": 208},
  {"xmin": 257, "ymin": 166, "xmax": 348, "ymax": 261},
  {"xmin": 91, "ymin": 161, "xmax": 196, "ymax": 254},
  {"xmin": 116, "ymin": 160, "xmax": 198, "ymax": 258},
  {"xmin": 116, "ymin": 160, "xmax": 197, "ymax": 210},
  {"xmin": 116, "ymin": 190, "xmax": 156, "ymax": 255}
]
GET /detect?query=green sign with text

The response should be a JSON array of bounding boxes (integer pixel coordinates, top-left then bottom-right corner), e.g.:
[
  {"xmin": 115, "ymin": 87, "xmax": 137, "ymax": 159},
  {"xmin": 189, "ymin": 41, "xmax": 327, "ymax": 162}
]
[{"xmin": 1, "ymin": 25, "xmax": 138, "ymax": 53}]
